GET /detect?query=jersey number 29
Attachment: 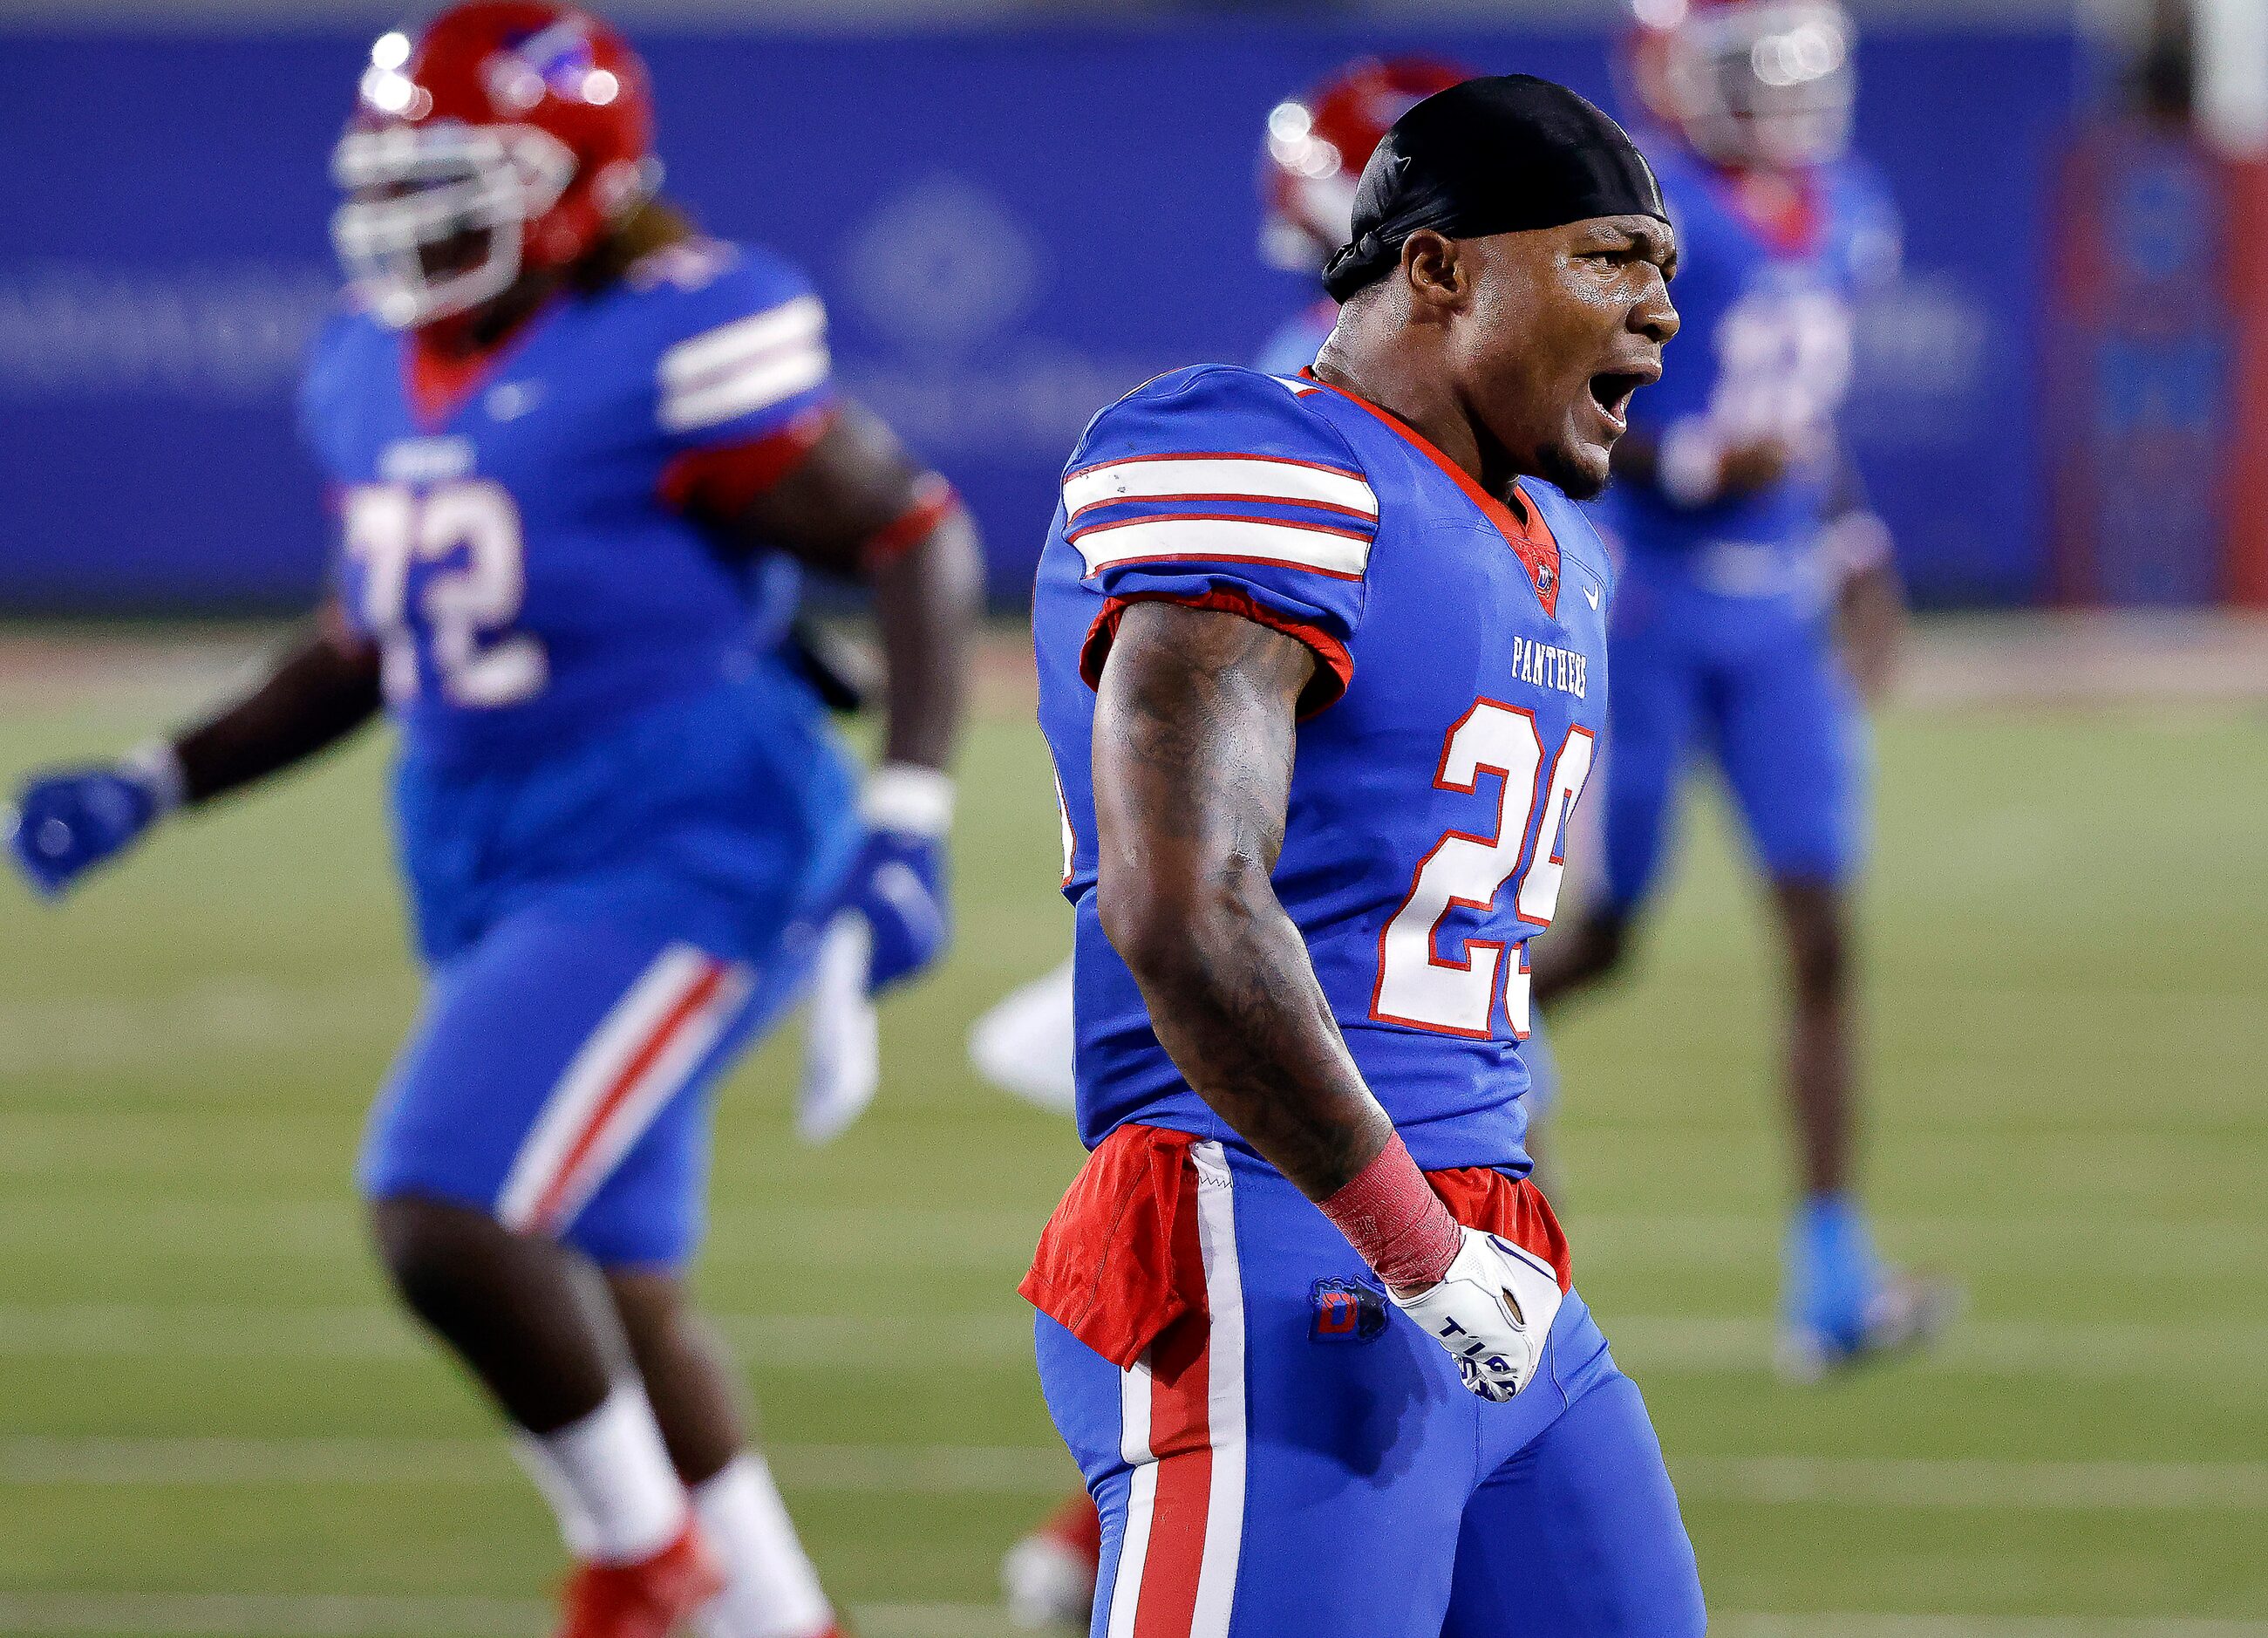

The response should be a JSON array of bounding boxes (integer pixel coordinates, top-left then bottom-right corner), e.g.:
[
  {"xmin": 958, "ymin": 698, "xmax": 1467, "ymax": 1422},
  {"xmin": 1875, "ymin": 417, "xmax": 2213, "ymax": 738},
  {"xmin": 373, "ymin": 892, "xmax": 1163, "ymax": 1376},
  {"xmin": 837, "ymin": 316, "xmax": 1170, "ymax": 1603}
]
[
  {"xmin": 344, "ymin": 481, "xmax": 548, "ymax": 708},
  {"xmin": 1372, "ymin": 701, "xmax": 1594, "ymax": 1041}
]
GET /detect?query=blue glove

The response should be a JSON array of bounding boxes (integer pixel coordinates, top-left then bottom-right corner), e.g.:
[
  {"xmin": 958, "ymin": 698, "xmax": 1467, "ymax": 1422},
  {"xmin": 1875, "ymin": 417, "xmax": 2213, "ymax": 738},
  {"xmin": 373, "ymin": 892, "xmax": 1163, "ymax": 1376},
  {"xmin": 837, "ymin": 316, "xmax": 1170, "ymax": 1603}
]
[
  {"xmin": 8, "ymin": 763, "xmax": 169, "ymax": 897},
  {"xmin": 834, "ymin": 764, "xmax": 954, "ymax": 993},
  {"xmin": 837, "ymin": 826, "xmax": 950, "ymax": 992}
]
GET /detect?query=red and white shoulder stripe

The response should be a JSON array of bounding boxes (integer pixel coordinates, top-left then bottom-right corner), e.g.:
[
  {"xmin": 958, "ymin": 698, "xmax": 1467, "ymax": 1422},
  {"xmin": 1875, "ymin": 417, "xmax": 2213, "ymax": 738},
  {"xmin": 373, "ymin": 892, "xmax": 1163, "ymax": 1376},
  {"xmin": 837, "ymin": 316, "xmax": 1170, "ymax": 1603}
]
[
  {"xmin": 657, "ymin": 295, "xmax": 830, "ymax": 434},
  {"xmin": 1060, "ymin": 453, "xmax": 1379, "ymax": 583}
]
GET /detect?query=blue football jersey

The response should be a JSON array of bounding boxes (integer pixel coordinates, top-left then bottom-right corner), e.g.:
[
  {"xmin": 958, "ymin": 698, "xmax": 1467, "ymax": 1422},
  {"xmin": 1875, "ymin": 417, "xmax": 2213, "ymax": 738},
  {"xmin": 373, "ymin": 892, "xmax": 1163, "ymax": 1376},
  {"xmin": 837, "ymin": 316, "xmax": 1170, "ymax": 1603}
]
[
  {"xmin": 300, "ymin": 238, "xmax": 834, "ymax": 769},
  {"xmin": 1034, "ymin": 365, "xmax": 1614, "ymax": 1173},
  {"xmin": 1592, "ymin": 150, "xmax": 1899, "ymax": 603},
  {"xmin": 300, "ymin": 240, "xmax": 863, "ymax": 963}
]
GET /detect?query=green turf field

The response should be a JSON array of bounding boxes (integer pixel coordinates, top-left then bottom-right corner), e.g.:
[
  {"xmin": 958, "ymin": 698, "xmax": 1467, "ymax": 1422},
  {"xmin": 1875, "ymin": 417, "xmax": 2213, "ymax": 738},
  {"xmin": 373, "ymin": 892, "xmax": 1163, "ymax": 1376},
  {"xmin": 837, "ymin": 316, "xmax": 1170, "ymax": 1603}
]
[{"xmin": 0, "ymin": 631, "xmax": 2263, "ymax": 1637}]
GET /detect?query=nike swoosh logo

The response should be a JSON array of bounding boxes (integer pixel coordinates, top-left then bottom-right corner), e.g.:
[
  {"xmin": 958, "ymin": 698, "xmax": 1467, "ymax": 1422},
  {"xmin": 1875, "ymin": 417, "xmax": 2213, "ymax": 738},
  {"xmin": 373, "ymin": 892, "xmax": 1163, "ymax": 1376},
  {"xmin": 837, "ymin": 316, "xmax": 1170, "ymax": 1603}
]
[
  {"xmin": 487, "ymin": 382, "xmax": 543, "ymax": 421},
  {"xmin": 1583, "ymin": 584, "xmax": 1600, "ymax": 609}
]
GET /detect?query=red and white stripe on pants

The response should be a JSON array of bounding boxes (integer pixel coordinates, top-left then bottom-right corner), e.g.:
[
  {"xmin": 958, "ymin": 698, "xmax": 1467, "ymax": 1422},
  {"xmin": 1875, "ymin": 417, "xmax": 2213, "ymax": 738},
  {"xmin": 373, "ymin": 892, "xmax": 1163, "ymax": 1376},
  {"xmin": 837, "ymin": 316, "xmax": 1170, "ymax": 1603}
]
[
  {"xmin": 1105, "ymin": 1139, "xmax": 1248, "ymax": 1638},
  {"xmin": 495, "ymin": 944, "xmax": 753, "ymax": 1238}
]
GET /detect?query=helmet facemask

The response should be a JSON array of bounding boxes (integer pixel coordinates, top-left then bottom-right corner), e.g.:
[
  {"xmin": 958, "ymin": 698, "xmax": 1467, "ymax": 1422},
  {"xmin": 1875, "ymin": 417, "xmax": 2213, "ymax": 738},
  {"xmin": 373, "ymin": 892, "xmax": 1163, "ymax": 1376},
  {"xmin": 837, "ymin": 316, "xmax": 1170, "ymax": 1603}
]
[
  {"xmin": 330, "ymin": 121, "xmax": 576, "ymax": 330},
  {"xmin": 1659, "ymin": 1, "xmax": 1855, "ymax": 169}
]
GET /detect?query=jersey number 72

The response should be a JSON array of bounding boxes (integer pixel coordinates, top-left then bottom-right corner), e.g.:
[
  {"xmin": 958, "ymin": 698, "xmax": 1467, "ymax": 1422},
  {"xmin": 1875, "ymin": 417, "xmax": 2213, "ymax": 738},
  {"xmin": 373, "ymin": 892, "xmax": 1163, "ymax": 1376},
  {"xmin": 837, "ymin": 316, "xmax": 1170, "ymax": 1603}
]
[
  {"xmin": 343, "ymin": 480, "xmax": 548, "ymax": 708},
  {"xmin": 1371, "ymin": 700, "xmax": 1594, "ymax": 1041}
]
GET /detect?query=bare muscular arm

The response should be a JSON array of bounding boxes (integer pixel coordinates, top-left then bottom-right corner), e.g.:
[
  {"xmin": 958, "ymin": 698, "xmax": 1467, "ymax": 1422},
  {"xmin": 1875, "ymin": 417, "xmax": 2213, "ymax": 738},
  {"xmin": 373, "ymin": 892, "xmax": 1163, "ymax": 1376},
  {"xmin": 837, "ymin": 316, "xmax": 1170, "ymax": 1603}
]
[
  {"xmin": 722, "ymin": 402, "xmax": 981, "ymax": 772},
  {"xmin": 1835, "ymin": 556, "xmax": 1904, "ymax": 705},
  {"xmin": 1091, "ymin": 600, "xmax": 1394, "ymax": 1201},
  {"xmin": 167, "ymin": 605, "xmax": 383, "ymax": 805}
]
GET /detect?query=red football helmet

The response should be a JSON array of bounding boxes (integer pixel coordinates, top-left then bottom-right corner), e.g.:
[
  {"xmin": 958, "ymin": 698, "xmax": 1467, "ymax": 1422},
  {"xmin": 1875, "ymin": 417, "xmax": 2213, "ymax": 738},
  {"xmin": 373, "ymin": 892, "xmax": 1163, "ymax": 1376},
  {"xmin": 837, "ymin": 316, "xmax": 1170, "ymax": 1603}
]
[
  {"xmin": 1258, "ymin": 56, "xmax": 1475, "ymax": 273},
  {"xmin": 330, "ymin": 2, "xmax": 661, "ymax": 329},
  {"xmin": 1620, "ymin": 0, "xmax": 1856, "ymax": 170}
]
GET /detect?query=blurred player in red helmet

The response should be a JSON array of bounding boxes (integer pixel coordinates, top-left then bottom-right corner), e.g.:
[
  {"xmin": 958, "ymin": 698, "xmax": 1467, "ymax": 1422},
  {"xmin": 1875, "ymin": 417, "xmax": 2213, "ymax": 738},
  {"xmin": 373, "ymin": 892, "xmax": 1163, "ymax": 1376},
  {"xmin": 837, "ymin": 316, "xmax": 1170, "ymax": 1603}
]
[
  {"xmin": 9, "ymin": 5, "xmax": 980, "ymax": 1635},
  {"xmin": 330, "ymin": 3, "xmax": 660, "ymax": 330},
  {"xmin": 1532, "ymin": 0, "xmax": 1958, "ymax": 1378},
  {"xmin": 988, "ymin": 56, "xmax": 1487, "ymax": 1633},
  {"xmin": 1619, "ymin": 0, "xmax": 1857, "ymax": 170},
  {"xmin": 1252, "ymin": 56, "xmax": 1475, "ymax": 374}
]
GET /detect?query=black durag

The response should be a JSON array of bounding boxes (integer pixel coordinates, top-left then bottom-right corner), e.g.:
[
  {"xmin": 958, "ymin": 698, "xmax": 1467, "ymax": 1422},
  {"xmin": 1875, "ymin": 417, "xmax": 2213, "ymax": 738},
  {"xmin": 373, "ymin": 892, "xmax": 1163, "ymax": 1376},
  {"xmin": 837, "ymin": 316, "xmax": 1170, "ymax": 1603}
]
[{"xmin": 1322, "ymin": 74, "xmax": 1668, "ymax": 303}]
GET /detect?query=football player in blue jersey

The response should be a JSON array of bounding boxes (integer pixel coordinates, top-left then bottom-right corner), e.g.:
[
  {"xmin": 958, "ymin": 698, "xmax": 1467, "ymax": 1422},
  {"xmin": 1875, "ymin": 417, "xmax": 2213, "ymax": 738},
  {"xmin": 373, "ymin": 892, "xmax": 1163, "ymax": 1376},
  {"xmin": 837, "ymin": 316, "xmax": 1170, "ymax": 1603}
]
[
  {"xmin": 974, "ymin": 61, "xmax": 1480, "ymax": 1141},
  {"xmin": 987, "ymin": 62, "xmax": 1485, "ymax": 1628},
  {"xmin": 1023, "ymin": 76, "xmax": 1703, "ymax": 1635},
  {"xmin": 1529, "ymin": 0, "xmax": 1955, "ymax": 1380},
  {"xmin": 4, "ymin": 7, "xmax": 978, "ymax": 1636}
]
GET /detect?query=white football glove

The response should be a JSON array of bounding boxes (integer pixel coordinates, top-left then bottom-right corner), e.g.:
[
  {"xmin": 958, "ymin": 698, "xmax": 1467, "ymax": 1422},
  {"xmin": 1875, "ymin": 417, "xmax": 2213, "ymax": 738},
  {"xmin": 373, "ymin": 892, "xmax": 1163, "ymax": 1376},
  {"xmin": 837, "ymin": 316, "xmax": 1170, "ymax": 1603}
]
[
  {"xmin": 796, "ymin": 912, "xmax": 880, "ymax": 1146},
  {"xmin": 1390, "ymin": 1226, "xmax": 1564, "ymax": 1403}
]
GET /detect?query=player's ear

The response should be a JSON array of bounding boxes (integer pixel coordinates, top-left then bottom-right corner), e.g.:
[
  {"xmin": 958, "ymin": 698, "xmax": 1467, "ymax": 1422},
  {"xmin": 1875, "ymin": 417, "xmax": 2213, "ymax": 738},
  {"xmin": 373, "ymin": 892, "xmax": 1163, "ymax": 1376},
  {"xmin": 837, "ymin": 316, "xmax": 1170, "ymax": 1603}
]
[{"xmin": 1400, "ymin": 230, "xmax": 1466, "ymax": 317}]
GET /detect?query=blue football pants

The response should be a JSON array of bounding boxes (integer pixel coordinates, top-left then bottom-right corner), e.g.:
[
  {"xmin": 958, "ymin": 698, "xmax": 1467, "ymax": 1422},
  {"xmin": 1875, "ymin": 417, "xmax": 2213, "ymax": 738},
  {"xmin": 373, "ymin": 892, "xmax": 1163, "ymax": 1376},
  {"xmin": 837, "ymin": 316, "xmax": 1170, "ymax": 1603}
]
[
  {"xmin": 1602, "ymin": 610, "xmax": 1865, "ymax": 911},
  {"xmin": 1036, "ymin": 1141, "xmax": 1704, "ymax": 1637},
  {"xmin": 359, "ymin": 901, "xmax": 814, "ymax": 1269}
]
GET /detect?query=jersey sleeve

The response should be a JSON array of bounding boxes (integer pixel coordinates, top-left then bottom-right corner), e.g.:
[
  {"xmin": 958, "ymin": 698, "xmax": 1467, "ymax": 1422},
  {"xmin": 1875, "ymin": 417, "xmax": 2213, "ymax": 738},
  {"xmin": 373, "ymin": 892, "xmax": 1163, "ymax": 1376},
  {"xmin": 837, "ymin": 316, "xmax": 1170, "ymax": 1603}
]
[
  {"xmin": 649, "ymin": 243, "xmax": 835, "ymax": 456},
  {"xmin": 1066, "ymin": 366, "xmax": 1376, "ymax": 713},
  {"xmin": 1833, "ymin": 159, "xmax": 1904, "ymax": 295},
  {"xmin": 295, "ymin": 308, "xmax": 364, "ymax": 479}
]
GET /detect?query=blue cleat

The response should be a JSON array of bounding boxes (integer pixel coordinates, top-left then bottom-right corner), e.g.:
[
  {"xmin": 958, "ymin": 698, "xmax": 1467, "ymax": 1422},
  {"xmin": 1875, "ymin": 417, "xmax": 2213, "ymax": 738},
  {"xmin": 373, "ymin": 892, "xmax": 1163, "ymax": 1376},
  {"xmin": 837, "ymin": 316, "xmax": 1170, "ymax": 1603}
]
[{"xmin": 1776, "ymin": 1193, "xmax": 1963, "ymax": 1382}]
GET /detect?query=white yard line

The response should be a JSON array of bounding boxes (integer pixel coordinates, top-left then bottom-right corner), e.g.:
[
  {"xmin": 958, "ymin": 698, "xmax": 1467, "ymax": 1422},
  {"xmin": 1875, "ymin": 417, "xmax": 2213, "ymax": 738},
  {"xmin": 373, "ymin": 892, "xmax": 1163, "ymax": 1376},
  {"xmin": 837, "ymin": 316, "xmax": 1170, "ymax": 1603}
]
[
  {"xmin": 1602, "ymin": 1314, "xmax": 2268, "ymax": 1379},
  {"xmin": 0, "ymin": 1437, "xmax": 506, "ymax": 1486},
  {"xmin": 0, "ymin": 1597, "xmax": 1004, "ymax": 1638},
  {"xmin": 0, "ymin": 981, "xmax": 408, "ymax": 1079},
  {"xmin": 0, "ymin": 1592, "xmax": 550, "ymax": 1636},
  {"xmin": 3, "ymin": 1204, "xmax": 2260, "ymax": 1278},
  {"xmin": 1672, "ymin": 1455, "xmax": 2268, "ymax": 1512},
  {"xmin": 1, "ymin": 1304, "xmax": 2264, "ymax": 1380},
  {"xmin": 0, "ymin": 1437, "xmax": 1076, "ymax": 1494},
  {"xmin": 1, "ymin": 1437, "xmax": 2260, "ymax": 1513},
  {"xmin": 0, "ymin": 1307, "xmax": 1032, "ymax": 1367},
  {"xmin": 0, "ymin": 1597, "xmax": 2258, "ymax": 1638},
  {"xmin": 1564, "ymin": 1214, "xmax": 2268, "ymax": 1274},
  {"xmin": 1718, "ymin": 1620, "xmax": 2268, "ymax": 1638}
]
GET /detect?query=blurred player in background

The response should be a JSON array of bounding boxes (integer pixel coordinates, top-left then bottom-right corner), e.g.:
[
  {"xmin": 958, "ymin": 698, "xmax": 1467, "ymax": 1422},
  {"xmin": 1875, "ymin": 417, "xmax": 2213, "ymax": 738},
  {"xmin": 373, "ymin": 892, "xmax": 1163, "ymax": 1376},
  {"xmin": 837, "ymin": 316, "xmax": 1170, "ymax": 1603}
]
[
  {"xmin": 1529, "ymin": 0, "xmax": 1952, "ymax": 1378},
  {"xmin": 1250, "ymin": 57, "xmax": 1475, "ymax": 374},
  {"xmin": 988, "ymin": 58, "xmax": 1478, "ymax": 1627},
  {"xmin": 6, "ymin": 5, "xmax": 979, "ymax": 1635}
]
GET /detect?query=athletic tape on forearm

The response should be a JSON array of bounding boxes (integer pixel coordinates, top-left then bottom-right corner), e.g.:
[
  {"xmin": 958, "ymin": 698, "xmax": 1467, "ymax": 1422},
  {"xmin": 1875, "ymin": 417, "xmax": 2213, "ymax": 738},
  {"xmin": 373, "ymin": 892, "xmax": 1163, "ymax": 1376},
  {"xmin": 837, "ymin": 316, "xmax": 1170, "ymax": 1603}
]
[
  {"xmin": 119, "ymin": 741, "xmax": 187, "ymax": 818},
  {"xmin": 1822, "ymin": 510, "xmax": 1895, "ymax": 582},
  {"xmin": 1315, "ymin": 1131, "xmax": 1461, "ymax": 1293},
  {"xmin": 862, "ymin": 761, "xmax": 956, "ymax": 837}
]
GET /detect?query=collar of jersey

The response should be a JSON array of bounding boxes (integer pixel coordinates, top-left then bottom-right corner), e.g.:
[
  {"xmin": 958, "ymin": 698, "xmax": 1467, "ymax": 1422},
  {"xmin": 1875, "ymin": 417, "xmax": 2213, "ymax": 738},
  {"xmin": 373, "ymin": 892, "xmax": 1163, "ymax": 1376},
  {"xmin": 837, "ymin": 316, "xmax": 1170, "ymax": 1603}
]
[
  {"xmin": 1300, "ymin": 369, "xmax": 1561, "ymax": 620},
  {"xmin": 1700, "ymin": 159, "xmax": 1826, "ymax": 258},
  {"xmin": 403, "ymin": 295, "xmax": 567, "ymax": 432}
]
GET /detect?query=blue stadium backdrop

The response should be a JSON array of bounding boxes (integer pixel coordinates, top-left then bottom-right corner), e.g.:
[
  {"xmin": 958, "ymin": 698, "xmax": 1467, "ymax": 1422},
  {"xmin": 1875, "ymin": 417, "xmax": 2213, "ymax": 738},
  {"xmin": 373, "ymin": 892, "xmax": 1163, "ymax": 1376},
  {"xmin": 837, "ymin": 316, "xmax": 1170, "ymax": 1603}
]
[{"xmin": 0, "ymin": 22, "xmax": 2081, "ymax": 611}]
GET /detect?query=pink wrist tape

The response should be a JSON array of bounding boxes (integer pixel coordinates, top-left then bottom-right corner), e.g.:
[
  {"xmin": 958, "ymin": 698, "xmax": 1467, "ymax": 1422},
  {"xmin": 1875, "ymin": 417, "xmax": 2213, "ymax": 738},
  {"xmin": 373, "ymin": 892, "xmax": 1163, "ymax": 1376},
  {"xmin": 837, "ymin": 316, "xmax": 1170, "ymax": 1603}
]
[{"xmin": 1316, "ymin": 1132, "xmax": 1461, "ymax": 1293}]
